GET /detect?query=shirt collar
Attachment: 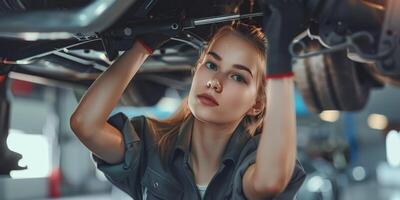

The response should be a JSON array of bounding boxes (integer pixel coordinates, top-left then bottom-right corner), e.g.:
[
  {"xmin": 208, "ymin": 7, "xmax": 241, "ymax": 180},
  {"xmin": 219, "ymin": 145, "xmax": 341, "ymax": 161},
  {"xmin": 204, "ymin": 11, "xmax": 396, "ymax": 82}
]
[{"xmin": 172, "ymin": 114, "xmax": 251, "ymax": 166}]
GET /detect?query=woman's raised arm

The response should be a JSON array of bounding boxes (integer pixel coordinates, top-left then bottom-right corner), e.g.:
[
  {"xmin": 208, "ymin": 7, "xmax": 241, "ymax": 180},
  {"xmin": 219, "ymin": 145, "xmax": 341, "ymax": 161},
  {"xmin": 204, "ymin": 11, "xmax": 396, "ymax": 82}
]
[
  {"xmin": 243, "ymin": 78, "xmax": 297, "ymax": 199},
  {"xmin": 242, "ymin": 0, "xmax": 308, "ymax": 198},
  {"xmin": 70, "ymin": 41, "xmax": 150, "ymax": 164}
]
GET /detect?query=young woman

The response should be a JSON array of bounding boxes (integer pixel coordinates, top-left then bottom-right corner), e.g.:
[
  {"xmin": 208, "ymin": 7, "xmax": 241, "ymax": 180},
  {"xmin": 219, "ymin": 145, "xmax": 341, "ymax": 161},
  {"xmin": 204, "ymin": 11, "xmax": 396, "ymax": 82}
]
[{"xmin": 70, "ymin": 20, "xmax": 306, "ymax": 200}]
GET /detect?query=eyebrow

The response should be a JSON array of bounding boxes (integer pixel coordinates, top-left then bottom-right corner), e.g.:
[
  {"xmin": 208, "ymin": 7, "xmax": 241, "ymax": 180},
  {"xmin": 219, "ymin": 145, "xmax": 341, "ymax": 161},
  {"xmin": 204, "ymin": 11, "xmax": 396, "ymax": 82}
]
[{"xmin": 207, "ymin": 51, "xmax": 253, "ymax": 78}]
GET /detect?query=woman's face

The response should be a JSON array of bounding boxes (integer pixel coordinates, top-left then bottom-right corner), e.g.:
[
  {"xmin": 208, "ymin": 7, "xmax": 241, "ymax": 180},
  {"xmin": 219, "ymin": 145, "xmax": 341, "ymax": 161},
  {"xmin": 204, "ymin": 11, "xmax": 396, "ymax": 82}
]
[{"xmin": 188, "ymin": 33, "xmax": 262, "ymax": 125}]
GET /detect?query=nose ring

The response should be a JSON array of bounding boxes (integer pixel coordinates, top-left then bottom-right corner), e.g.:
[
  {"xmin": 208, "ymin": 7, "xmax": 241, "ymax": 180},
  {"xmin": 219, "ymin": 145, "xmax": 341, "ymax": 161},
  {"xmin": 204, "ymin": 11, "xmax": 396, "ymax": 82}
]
[
  {"xmin": 206, "ymin": 81, "xmax": 212, "ymax": 88},
  {"xmin": 207, "ymin": 80, "xmax": 221, "ymax": 91}
]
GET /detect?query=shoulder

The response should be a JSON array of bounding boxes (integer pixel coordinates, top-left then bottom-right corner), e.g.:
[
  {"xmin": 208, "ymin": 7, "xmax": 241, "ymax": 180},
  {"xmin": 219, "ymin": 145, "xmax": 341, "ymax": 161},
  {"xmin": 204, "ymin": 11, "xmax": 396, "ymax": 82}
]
[{"xmin": 91, "ymin": 113, "xmax": 151, "ymax": 198}]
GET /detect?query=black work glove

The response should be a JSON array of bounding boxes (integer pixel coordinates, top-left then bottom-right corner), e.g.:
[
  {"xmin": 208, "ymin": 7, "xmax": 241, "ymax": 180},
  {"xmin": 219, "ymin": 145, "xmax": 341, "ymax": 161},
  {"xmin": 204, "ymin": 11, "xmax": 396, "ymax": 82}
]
[
  {"xmin": 261, "ymin": 0, "xmax": 309, "ymax": 79},
  {"xmin": 137, "ymin": 33, "xmax": 171, "ymax": 54},
  {"xmin": 136, "ymin": 20, "xmax": 183, "ymax": 54}
]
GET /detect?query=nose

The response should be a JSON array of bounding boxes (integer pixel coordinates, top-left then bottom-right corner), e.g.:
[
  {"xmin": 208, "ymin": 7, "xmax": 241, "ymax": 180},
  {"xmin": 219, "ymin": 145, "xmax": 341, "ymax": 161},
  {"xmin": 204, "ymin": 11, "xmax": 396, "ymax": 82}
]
[{"xmin": 206, "ymin": 79, "xmax": 222, "ymax": 93}]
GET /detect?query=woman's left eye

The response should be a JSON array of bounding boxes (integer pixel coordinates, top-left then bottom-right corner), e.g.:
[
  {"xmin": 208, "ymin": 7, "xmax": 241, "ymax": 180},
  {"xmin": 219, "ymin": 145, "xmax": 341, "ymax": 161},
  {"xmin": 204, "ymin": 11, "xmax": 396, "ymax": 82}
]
[{"xmin": 231, "ymin": 74, "xmax": 246, "ymax": 83}]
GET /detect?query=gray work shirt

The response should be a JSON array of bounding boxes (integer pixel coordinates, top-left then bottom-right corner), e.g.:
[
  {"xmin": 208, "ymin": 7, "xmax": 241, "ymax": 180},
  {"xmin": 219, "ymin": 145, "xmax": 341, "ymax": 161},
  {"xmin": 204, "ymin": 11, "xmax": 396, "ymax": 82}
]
[{"xmin": 92, "ymin": 112, "xmax": 306, "ymax": 200}]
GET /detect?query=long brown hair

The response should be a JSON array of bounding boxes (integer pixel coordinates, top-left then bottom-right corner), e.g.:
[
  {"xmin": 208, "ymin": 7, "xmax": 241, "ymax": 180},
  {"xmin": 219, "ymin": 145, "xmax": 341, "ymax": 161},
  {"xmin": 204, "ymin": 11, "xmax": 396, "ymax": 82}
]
[{"xmin": 146, "ymin": 22, "xmax": 267, "ymax": 166}]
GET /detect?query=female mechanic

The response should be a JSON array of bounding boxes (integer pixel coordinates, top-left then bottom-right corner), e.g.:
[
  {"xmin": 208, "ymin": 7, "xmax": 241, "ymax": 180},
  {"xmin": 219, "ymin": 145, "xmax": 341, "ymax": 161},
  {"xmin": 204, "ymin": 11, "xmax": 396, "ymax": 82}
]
[{"xmin": 70, "ymin": 2, "xmax": 307, "ymax": 199}]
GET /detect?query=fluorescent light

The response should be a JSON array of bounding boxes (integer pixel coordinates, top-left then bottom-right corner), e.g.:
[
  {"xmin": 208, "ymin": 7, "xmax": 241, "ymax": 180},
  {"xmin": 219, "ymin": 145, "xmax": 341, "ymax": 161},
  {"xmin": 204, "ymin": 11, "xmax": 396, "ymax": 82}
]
[
  {"xmin": 386, "ymin": 130, "xmax": 400, "ymax": 167},
  {"xmin": 368, "ymin": 113, "xmax": 388, "ymax": 130},
  {"xmin": 7, "ymin": 129, "xmax": 51, "ymax": 179},
  {"xmin": 319, "ymin": 110, "xmax": 340, "ymax": 122}
]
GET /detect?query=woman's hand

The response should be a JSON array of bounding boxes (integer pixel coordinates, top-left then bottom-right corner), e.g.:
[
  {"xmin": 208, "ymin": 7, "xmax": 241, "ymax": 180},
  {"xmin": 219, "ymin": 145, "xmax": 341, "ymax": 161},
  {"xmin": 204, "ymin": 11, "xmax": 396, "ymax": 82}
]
[
  {"xmin": 136, "ymin": 32, "xmax": 173, "ymax": 55},
  {"xmin": 135, "ymin": 22, "xmax": 183, "ymax": 54},
  {"xmin": 261, "ymin": 0, "xmax": 309, "ymax": 78}
]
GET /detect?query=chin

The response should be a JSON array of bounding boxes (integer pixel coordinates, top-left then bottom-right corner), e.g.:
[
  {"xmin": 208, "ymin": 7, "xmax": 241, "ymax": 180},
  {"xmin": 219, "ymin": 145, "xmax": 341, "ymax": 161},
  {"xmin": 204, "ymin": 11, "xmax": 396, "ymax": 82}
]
[
  {"xmin": 188, "ymin": 97, "xmax": 218, "ymax": 123},
  {"xmin": 188, "ymin": 103, "xmax": 236, "ymax": 125}
]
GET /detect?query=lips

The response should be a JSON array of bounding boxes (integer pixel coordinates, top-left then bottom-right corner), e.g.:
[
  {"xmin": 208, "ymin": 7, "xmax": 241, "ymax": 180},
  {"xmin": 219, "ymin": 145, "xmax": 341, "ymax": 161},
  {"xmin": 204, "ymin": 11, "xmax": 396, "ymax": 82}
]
[{"xmin": 197, "ymin": 94, "xmax": 219, "ymax": 106}]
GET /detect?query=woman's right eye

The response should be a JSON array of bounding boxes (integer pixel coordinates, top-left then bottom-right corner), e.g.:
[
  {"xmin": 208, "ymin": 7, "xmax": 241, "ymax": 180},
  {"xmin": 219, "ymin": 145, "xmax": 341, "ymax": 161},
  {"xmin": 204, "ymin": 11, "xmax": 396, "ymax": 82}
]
[{"xmin": 205, "ymin": 61, "xmax": 217, "ymax": 71}]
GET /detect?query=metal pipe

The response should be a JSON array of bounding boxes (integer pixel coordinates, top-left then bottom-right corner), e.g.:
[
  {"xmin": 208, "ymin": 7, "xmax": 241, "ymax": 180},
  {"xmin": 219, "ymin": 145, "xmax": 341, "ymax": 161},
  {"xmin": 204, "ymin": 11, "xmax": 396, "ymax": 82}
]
[
  {"xmin": 193, "ymin": 12, "xmax": 263, "ymax": 26},
  {"xmin": 0, "ymin": 0, "xmax": 137, "ymax": 39}
]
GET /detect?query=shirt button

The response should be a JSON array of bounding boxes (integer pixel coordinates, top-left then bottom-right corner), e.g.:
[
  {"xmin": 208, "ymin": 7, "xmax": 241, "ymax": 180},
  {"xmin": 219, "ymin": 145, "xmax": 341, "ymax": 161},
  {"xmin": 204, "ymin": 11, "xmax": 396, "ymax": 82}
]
[{"xmin": 153, "ymin": 181, "xmax": 159, "ymax": 189}]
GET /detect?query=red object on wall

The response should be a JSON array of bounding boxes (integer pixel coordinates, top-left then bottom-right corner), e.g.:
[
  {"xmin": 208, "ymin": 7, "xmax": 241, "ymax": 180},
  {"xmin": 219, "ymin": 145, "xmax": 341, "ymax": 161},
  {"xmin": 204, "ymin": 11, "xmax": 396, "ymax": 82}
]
[
  {"xmin": 48, "ymin": 167, "xmax": 61, "ymax": 198},
  {"xmin": 0, "ymin": 75, "xmax": 5, "ymax": 83},
  {"xmin": 11, "ymin": 79, "xmax": 33, "ymax": 96}
]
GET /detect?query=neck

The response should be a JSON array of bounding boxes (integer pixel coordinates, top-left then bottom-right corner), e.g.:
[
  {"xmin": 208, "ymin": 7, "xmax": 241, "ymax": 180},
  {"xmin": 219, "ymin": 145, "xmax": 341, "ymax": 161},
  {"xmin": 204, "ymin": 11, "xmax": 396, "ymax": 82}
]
[{"xmin": 190, "ymin": 118, "xmax": 241, "ymax": 176}]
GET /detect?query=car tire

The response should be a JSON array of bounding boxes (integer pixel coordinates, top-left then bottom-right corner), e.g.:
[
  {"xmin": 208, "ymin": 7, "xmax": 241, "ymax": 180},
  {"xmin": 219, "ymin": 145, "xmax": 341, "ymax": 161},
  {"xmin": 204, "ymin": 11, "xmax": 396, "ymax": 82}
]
[{"xmin": 294, "ymin": 42, "xmax": 371, "ymax": 112}]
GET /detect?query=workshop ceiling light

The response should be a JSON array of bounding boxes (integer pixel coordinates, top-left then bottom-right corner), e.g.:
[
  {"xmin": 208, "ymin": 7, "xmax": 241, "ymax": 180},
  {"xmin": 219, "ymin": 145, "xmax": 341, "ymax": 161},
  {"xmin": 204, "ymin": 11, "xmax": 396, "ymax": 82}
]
[
  {"xmin": 319, "ymin": 110, "xmax": 340, "ymax": 122},
  {"xmin": 7, "ymin": 129, "xmax": 51, "ymax": 179},
  {"xmin": 367, "ymin": 113, "xmax": 388, "ymax": 130}
]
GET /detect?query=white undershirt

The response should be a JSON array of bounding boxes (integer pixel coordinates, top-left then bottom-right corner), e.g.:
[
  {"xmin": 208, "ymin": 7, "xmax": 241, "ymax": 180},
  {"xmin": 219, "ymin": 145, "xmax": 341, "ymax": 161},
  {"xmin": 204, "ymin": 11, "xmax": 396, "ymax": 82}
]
[
  {"xmin": 197, "ymin": 184, "xmax": 208, "ymax": 199},
  {"xmin": 142, "ymin": 184, "xmax": 209, "ymax": 199}
]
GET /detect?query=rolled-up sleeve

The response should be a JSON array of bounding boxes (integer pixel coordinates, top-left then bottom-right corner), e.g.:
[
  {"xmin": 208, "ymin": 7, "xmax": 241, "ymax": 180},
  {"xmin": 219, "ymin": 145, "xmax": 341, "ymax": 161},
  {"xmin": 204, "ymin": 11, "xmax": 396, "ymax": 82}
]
[
  {"xmin": 91, "ymin": 112, "xmax": 147, "ymax": 199},
  {"xmin": 231, "ymin": 150, "xmax": 257, "ymax": 200},
  {"xmin": 232, "ymin": 151, "xmax": 306, "ymax": 200}
]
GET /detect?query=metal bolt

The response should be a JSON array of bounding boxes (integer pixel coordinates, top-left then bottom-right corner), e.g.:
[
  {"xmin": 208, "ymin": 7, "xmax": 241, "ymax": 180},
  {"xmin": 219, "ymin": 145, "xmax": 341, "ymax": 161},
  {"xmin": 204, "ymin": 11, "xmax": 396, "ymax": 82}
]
[
  {"xmin": 124, "ymin": 28, "xmax": 132, "ymax": 36},
  {"xmin": 171, "ymin": 23, "xmax": 179, "ymax": 30},
  {"xmin": 335, "ymin": 21, "xmax": 346, "ymax": 34},
  {"xmin": 153, "ymin": 181, "xmax": 159, "ymax": 189}
]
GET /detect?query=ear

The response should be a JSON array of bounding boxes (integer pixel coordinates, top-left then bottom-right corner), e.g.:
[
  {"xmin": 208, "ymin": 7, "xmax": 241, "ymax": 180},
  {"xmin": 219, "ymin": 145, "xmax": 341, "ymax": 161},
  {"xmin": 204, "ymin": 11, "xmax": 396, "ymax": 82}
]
[{"xmin": 246, "ymin": 99, "xmax": 264, "ymax": 117}]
